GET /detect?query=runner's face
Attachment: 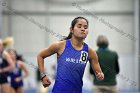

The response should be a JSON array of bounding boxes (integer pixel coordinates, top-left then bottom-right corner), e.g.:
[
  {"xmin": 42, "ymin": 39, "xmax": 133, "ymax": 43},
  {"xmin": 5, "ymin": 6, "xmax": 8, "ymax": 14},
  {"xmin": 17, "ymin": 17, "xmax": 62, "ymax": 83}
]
[
  {"xmin": 72, "ymin": 19, "xmax": 88, "ymax": 39},
  {"xmin": 9, "ymin": 51, "xmax": 16, "ymax": 61}
]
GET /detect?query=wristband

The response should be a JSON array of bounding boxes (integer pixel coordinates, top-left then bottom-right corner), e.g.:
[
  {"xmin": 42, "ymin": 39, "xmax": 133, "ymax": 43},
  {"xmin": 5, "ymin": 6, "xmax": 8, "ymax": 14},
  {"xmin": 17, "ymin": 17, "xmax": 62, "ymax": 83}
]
[
  {"xmin": 41, "ymin": 75, "xmax": 46, "ymax": 81},
  {"xmin": 40, "ymin": 72, "xmax": 46, "ymax": 79}
]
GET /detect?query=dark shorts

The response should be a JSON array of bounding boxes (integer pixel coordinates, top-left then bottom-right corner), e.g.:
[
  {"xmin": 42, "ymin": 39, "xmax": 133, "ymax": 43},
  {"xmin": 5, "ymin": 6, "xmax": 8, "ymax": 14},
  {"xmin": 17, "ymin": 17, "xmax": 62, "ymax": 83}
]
[
  {"xmin": 11, "ymin": 85, "xmax": 23, "ymax": 90},
  {"xmin": 0, "ymin": 76, "xmax": 8, "ymax": 84},
  {"xmin": 11, "ymin": 81, "xmax": 23, "ymax": 90}
]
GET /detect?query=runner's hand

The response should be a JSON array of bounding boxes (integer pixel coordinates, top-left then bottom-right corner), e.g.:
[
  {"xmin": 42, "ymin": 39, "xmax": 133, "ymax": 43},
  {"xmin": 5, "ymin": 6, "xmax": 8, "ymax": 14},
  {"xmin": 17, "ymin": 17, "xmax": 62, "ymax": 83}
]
[
  {"xmin": 41, "ymin": 76, "xmax": 51, "ymax": 88},
  {"xmin": 96, "ymin": 71, "xmax": 104, "ymax": 80}
]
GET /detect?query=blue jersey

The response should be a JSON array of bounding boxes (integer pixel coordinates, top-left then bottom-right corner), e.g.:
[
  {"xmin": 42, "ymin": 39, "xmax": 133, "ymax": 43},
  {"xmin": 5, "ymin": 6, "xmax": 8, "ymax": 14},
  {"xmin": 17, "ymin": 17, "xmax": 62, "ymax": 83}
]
[
  {"xmin": 52, "ymin": 39, "xmax": 88, "ymax": 93},
  {"xmin": 10, "ymin": 62, "xmax": 23, "ymax": 88}
]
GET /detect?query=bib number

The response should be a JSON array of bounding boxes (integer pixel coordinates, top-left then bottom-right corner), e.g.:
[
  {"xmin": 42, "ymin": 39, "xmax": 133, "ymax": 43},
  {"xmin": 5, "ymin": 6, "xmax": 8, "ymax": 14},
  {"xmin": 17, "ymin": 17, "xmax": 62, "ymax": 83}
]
[{"xmin": 80, "ymin": 51, "xmax": 88, "ymax": 64}]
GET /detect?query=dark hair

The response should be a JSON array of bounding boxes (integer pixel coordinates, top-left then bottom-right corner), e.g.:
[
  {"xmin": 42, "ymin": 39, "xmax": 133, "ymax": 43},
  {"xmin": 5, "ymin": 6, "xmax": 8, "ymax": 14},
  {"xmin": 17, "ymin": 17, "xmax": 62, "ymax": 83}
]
[
  {"xmin": 17, "ymin": 54, "xmax": 24, "ymax": 61},
  {"xmin": 97, "ymin": 35, "xmax": 109, "ymax": 48},
  {"xmin": 65, "ymin": 17, "xmax": 88, "ymax": 40},
  {"xmin": 65, "ymin": 32, "xmax": 72, "ymax": 40}
]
